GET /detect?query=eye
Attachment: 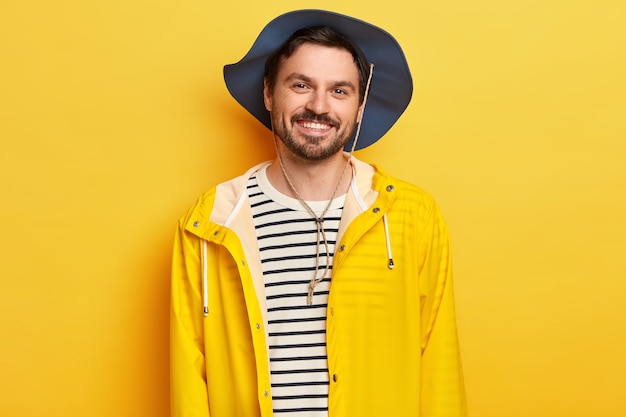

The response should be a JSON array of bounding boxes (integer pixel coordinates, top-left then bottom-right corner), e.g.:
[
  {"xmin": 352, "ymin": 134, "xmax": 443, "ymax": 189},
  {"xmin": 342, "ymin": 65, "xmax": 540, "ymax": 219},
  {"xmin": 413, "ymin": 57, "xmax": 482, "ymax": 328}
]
[
  {"xmin": 333, "ymin": 88, "xmax": 346, "ymax": 95},
  {"xmin": 293, "ymin": 83, "xmax": 309, "ymax": 90}
]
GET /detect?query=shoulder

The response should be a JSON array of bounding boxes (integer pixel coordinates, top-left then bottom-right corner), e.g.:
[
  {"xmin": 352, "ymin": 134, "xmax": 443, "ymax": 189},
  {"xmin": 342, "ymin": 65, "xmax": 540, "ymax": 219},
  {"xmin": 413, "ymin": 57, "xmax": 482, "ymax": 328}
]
[
  {"xmin": 180, "ymin": 161, "xmax": 270, "ymax": 225},
  {"xmin": 372, "ymin": 165, "xmax": 438, "ymax": 208}
]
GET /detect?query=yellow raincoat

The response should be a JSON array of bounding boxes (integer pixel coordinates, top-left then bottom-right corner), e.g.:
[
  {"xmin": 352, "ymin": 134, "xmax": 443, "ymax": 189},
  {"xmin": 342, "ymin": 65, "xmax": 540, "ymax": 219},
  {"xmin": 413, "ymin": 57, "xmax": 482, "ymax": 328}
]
[{"xmin": 170, "ymin": 157, "xmax": 467, "ymax": 416}]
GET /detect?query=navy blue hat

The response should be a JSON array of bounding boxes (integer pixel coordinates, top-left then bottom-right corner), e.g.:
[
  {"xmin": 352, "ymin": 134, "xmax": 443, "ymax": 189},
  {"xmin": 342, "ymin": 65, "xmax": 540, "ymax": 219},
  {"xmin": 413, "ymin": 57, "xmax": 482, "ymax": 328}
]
[{"xmin": 223, "ymin": 9, "xmax": 413, "ymax": 150}]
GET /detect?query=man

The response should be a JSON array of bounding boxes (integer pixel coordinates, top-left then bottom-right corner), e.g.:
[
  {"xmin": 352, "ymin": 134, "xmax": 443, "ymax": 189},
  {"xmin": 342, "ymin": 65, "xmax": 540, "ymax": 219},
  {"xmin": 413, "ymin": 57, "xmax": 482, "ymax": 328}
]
[{"xmin": 171, "ymin": 9, "xmax": 466, "ymax": 417}]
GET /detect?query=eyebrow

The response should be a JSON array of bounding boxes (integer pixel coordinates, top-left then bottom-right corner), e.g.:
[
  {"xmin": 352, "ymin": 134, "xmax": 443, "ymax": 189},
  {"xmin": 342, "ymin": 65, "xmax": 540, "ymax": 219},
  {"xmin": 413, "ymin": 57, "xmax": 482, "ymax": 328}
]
[{"xmin": 285, "ymin": 72, "xmax": 357, "ymax": 91}]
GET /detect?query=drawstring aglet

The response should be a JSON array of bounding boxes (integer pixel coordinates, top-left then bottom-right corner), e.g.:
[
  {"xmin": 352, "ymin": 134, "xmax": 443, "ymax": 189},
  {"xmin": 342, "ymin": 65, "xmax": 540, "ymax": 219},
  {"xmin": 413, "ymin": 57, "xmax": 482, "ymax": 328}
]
[
  {"xmin": 388, "ymin": 258, "xmax": 395, "ymax": 270},
  {"xmin": 307, "ymin": 280, "xmax": 316, "ymax": 306}
]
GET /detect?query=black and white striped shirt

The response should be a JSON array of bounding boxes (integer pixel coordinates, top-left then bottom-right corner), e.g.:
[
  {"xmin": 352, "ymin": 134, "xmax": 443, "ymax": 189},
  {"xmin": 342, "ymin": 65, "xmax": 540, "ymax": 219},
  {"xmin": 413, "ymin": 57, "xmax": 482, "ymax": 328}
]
[{"xmin": 248, "ymin": 166, "xmax": 345, "ymax": 417}]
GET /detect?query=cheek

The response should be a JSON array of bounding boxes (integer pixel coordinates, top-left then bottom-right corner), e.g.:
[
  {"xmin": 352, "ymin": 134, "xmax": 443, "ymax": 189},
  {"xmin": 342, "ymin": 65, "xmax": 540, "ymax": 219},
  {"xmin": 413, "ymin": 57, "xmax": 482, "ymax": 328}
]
[
  {"xmin": 275, "ymin": 95, "xmax": 306, "ymax": 117},
  {"xmin": 341, "ymin": 105, "xmax": 361, "ymax": 124}
]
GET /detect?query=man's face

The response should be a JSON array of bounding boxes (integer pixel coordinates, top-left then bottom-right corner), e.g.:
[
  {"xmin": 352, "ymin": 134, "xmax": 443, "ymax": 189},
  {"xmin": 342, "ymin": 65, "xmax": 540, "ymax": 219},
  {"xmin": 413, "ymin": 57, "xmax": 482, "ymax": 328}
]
[{"xmin": 263, "ymin": 43, "xmax": 363, "ymax": 162}]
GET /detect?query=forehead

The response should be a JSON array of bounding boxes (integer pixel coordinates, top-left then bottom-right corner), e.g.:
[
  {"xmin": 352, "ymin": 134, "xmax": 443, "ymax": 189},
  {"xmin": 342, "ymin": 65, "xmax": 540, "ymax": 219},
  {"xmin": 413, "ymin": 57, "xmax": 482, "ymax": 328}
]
[{"xmin": 277, "ymin": 43, "xmax": 359, "ymax": 82}]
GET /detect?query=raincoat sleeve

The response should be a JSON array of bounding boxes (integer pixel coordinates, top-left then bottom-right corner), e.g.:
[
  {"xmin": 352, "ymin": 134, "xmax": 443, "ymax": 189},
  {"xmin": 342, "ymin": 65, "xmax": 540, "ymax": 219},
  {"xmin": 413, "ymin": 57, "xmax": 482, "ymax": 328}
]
[
  {"xmin": 170, "ymin": 217, "xmax": 210, "ymax": 417},
  {"xmin": 418, "ymin": 202, "xmax": 467, "ymax": 417}
]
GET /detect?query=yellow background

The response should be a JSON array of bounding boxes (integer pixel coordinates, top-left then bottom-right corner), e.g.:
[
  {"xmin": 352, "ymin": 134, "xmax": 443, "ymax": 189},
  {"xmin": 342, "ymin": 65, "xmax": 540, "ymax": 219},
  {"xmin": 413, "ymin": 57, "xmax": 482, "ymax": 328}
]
[{"xmin": 1, "ymin": 0, "xmax": 625, "ymax": 416}]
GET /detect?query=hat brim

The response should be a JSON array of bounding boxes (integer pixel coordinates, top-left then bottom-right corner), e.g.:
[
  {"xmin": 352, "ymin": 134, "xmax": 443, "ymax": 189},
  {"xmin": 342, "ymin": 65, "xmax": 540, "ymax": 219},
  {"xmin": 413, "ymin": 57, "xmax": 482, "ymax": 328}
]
[{"xmin": 223, "ymin": 9, "xmax": 413, "ymax": 151}]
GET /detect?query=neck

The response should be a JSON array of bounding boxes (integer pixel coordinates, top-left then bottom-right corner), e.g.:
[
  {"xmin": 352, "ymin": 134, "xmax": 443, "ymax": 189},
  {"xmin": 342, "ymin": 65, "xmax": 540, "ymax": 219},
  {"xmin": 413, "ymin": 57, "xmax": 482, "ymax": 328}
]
[{"xmin": 266, "ymin": 151, "xmax": 352, "ymax": 201}]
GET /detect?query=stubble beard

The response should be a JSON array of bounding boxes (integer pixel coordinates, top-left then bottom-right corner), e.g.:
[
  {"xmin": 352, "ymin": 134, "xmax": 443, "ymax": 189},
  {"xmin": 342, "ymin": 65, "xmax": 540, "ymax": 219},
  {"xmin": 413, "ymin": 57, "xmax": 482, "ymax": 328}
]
[{"xmin": 272, "ymin": 111, "xmax": 355, "ymax": 162}]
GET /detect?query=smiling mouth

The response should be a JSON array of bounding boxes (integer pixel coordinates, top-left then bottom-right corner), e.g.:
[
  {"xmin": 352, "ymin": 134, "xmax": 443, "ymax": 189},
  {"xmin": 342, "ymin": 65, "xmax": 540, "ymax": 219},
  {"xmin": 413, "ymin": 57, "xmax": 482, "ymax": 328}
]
[{"xmin": 299, "ymin": 120, "xmax": 333, "ymax": 131}]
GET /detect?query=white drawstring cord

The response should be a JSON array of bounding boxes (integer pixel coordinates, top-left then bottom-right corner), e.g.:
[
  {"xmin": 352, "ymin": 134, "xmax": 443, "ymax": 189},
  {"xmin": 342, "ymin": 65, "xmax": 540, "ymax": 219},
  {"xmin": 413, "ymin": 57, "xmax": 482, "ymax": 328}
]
[
  {"xmin": 202, "ymin": 240, "xmax": 209, "ymax": 316},
  {"xmin": 382, "ymin": 214, "xmax": 394, "ymax": 269},
  {"xmin": 350, "ymin": 164, "xmax": 394, "ymax": 269},
  {"xmin": 200, "ymin": 174, "xmax": 256, "ymax": 317}
]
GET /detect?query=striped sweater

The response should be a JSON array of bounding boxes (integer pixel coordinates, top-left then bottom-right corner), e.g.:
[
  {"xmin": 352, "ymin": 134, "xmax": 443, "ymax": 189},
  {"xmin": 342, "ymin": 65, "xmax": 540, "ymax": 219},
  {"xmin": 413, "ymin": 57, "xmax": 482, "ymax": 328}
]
[{"xmin": 249, "ymin": 166, "xmax": 346, "ymax": 417}]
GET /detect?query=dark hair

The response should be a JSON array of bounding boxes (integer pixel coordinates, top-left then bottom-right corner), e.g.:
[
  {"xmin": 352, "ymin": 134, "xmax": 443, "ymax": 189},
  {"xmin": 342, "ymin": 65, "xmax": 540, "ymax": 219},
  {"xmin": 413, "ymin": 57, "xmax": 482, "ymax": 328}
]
[{"xmin": 264, "ymin": 26, "xmax": 370, "ymax": 103}]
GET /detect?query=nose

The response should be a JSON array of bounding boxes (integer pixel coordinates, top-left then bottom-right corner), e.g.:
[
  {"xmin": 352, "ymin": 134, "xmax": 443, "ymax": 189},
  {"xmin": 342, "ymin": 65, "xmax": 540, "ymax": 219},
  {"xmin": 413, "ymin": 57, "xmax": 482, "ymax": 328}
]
[{"xmin": 305, "ymin": 90, "xmax": 330, "ymax": 115}]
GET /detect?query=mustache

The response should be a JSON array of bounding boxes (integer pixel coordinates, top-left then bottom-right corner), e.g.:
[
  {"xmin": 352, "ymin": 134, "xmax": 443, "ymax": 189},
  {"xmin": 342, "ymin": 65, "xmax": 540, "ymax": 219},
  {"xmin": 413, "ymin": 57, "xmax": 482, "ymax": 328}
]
[{"xmin": 291, "ymin": 111, "xmax": 339, "ymax": 126}]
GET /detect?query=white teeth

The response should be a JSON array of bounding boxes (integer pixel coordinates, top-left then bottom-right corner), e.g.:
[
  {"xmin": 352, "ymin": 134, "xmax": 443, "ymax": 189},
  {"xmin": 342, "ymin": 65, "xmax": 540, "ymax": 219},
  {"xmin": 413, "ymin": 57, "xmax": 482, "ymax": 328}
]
[{"xmin": 301, "ymin": 121, "xmax": 330, "ymax": 130}]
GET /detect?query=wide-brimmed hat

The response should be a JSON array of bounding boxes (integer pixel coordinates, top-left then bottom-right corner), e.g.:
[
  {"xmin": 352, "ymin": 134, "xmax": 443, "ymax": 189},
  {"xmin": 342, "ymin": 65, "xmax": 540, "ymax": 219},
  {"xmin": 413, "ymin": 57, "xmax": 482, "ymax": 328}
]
[{"xmin": 223, "ymin": 9, "xmax": 413, "ymax": 150}]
